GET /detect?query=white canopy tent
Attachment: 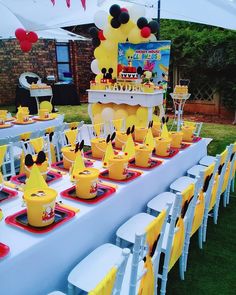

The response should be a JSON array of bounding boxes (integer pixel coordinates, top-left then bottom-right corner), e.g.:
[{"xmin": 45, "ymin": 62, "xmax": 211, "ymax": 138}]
[{"xmin": 0, "ymin": 0, "xmax": 235, "ymax": 39}]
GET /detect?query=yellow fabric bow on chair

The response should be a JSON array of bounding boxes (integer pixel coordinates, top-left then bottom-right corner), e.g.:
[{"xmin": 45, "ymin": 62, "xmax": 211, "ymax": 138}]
[
  {"xmin": 191, "ymin": 190, "xmax": 205, "ymax": 236},
  {"xmin": 88, "ymin": 267, "xmax": 117, "ymax": 295},
  {"xmin": 138, "ymin": 210, "xmax": 166, "ymax": 295},
  {"xmin": 65, "ymin": 129, "xmax": 78, "ymax": 146},
  {"xmin": 30, "ymin": 138, "xmax": 44, "ymax": 154},
  {"xmin": 0, "ymin": 145, "xmax": 7, "ymax": 183}
]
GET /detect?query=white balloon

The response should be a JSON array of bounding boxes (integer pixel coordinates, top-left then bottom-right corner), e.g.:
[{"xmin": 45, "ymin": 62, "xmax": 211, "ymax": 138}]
[
  {"xmin": 149, "ymin": 34, "xmax": 157, "ymax": 42},
  {"xmin": 101, "ymin": 107, "xmax": 115, "ymax": 121},
  {"xmin": 129, "ymin": 5, "xmax": 146, "ymax": 22},
  {"xmin": 91, "ymin": 59, "xmax": 100, "ymax": 75},
  {"xmin": 94, "ymin": 10, "xmax": 109, "ymax": 30}
]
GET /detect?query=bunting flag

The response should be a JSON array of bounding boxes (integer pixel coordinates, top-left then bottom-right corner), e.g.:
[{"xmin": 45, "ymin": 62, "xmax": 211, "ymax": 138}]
[
  {"xmin": 66, "ymin": 0, "xmax": 71, "ymax": 8},
  {"xmin": 81, "ymin": 0, "xmax": 86, "ymax": 10},
  {"xmin": 50, "ymin": 0, "xmax": 86, "ymax": 10}
]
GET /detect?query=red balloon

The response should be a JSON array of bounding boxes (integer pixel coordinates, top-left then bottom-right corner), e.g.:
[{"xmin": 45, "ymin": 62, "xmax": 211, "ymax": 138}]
[
  {"xmin": 121, "ymin": 7, "xmax": 128, "ymax": 13},
  {"xmin": 20, "ymin": 40, "xmax": 32, "ymax": 52},
  {"xmin": 15, "ymin": 28, "xmax": 27, "ymax": 41},
  {"xmin": 98, "ymin": 30, "xmax": 106, "ymax": 41},
  {"xmin": 141, "ymin": 26, "xmax": 151, "ymax": 38},
  {"xmin": 27, "ymin": 31, "xmax": 38, "ymax": 43}
]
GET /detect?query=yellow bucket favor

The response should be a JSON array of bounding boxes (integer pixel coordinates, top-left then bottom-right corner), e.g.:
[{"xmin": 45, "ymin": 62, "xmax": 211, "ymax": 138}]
[
  {"xmin": 182, "ymin": 126, "xmax": 195, "ymax": 141},
  {"xmin": 91, "ymin": 138, "xmax": 107, "ymax": 159},
  {"xmin": 169, "ymin": 131, "xmax": 183, "ymax": 148},
  {"xmin": 135, "ymin": 145, "xmax": 153, "ymax": 167},
  {"xmin": 134, "ymin": 127, "xmax": 148, "ymax": 142},
  {"xmin": 61, "ymin": 146, "xmax": 76, "ymax": 170},
  {"xmin": 155, "ymin": 137, "xmax": 171, "ymax": 157},
  {"xmin": 115, "ymin": 132, "xmax": 128, "ymax": 149},
  {"xmin": 108, "ymin": 155, "xmax": 128, "ymax": 180},
  {"xmin": 39, "ymin": 109, "xmax": 49, "ymax": 119},
  {"xmin": 75, "ymin": 168, "xmax": 99, "ymax": 199},
  {"xmin": 24, "ymin": 188, "xmax": 57, "ymax": 227},
  {"xmin": 152, "ymin": 121, "xmax": 161, "ymax": 137}
]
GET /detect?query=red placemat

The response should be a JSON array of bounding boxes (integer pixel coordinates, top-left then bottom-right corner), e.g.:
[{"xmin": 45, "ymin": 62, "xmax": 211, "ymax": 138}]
[
  {"xmin": 51, "ymin": 159, "xmax": 94, "ymax": 172},
  {"xmin": 5, "ymin": 205, "xmax": 75, "ymax": 234},
  {"xmin": 0, "ymin": 243, "xmax": 10, "ymax": 259},
  {"xmin": 0, "ymin": 188, "xmax": 18, "ymax": 203},
  {"xmin": 99, "ymin": 169, "xmax": 142, "ymax": 183},
  {"xmin": 10, "ymin": 170, "xmax": 62, "ymax": 185},
  {"xmin": 128, "ymin": 158, "xmax": 162, "ymax": 170},
  {"xmin": 183, "ymin": 137, "xmax": 202, "ymax": 143},
  {"xmin": 152, "ymin": 148, "xmax": 179, "ymax": 159},
  {"xmin": 60, "ymin": 183, "xmax": 116, "ymax": 204},
  {"xmin": 179, "ymin": 143, "xmax": 191, "ymax": 150}
]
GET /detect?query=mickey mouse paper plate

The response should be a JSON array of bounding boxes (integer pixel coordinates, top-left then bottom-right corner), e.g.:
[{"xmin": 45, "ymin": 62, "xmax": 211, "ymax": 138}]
[{"xmin": 19, "ymin": 72, "xmax": 41, "ymax": 90}]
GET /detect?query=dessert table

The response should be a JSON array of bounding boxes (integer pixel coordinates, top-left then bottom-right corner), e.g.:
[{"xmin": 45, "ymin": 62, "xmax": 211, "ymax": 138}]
[
  {"xmin": 0, "ymin": 139, "xmax": 207, "ymax": 295},
  {"xmin": 0, "ymin": 114, "xmax": 64, "ymax": 140}
]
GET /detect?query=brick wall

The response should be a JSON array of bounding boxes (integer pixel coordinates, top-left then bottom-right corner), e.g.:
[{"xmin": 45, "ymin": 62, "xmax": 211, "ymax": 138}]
[{"xmin": 0, "ymin": 39, "xmax": 57, "ymax": 105}]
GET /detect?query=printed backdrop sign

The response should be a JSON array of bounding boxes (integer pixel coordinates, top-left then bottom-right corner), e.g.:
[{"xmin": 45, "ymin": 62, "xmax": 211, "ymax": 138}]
[{"xmin": 117, "ymin": 41, "xmax": 171, "ymax": 84}]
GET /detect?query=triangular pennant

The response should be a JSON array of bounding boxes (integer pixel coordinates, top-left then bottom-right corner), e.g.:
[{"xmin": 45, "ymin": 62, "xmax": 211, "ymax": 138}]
[
  {"xmin": 103, "ymin": 142, "xmax": 115, "ymax": 168},
  {"xmin": 71, "ymin": 151, "xmax": 85, "ymax": 180},
  {"xmin": 65, "ymin": 129, "xmax": 78, "ymax": 146},
  {"xmin": 113, "ymin": 119, "xmax": 123, "ymax": 132},
  {"xmin": 123, "ymin": 135, "xmax": 135, "ymax": 159},
  {"xmin": 0, "ymin": 145, "xmax": 7, "ymax": 167},
  {"xmin": 30, "ymin": 137, "xmax": 44, "ymax": 153},
  {"xmin": 93, "ymin": 124, "xmax": 101, "ymax": 137},
  {"xmin": 144, "ymin": 129, "xmax": 155, "ymax": 150},
  {"xmin": 161, "ymin": 124, "xmax": 170, "ymax": 139},
  {"xmin": 24, "ymin": 164, "xmax": 48, "ymax": 192}
]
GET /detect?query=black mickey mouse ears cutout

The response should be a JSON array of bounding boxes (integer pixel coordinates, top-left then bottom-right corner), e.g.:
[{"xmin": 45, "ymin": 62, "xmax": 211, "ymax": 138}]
[
  {"xmin": 25, "ymin": 151, "xmax": 46, "ymax": 167},
  {"xmin": 126, "ymin": 127, "xmax": 131, "ymax": 135},
  {"xmin": 148, "ymin": 121, "xmax": 153, "ymax": 128},
  {"xmin": 106, "ymin": 132, "xmax": 116, "ymax": 143},
  {"xmin": 131, "ymin": 125, "xmax": 135, "ymax": 134},
  {"xmin": 162, "ymin": 116, "xmax": 169, "ymax": 124},
  {"xmin": 75, "ymin": 140, "xmax": 84, "ymax": 153}
]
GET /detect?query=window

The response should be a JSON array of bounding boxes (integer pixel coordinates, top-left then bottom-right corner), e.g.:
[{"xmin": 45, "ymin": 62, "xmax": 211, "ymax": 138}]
[{"xmin": 56, "ymin": 43, "xmax": 71, "ymax": 81}]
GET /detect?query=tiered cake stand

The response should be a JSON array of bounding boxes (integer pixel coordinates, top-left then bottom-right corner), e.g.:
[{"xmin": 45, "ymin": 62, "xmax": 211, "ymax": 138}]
[{"xmin": 170, "ymin": 93, "xmax": 191, "ymax": 131}]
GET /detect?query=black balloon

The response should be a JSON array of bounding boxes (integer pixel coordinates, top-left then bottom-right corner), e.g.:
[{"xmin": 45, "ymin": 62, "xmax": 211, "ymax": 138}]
[
  {"xmin": 109, "ymin": 4, "xmax": 121, "ymax": 17},
  {"xmin": 89, "ymin": 27, "xmax": 99, "ymax": 38},
  {"xmin": 92, "ymin": 38, "xmax": 101, "ymax": 47},
  {"xmin": 119, "ymin": 12, "xmax": 130, "ymax": 24},
  {"xmin": 137, "ymin": 17, "xmax": 148, "ymax": 29},
  {"xmin": 149, "ymin": 20, "xmax": 159, "ymax": 33},
  {"xmin": 111, "ymin": 17, "xmax": 121, "ymax": 29}
]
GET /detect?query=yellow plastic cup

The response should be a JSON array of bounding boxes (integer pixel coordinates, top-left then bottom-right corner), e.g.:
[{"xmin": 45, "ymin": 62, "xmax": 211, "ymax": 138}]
[
  {"xmin": 91, "ymin": 138, "xmax": 107, "ymax": 159},
  {"xmin": 108, "ymin": 155, "xmax": 128, "ymax": 180},
  {"xmin": 0, "ymin": 110, "xmax": 7, "ymax": 120},
  {"xmin": 39, "ymin": 109, "xmax": 49, "ymax": 119},
  {"xmin": 24, "ymin": 188, "xmax": 57, "ymax": 227},
  {"xmin": 134, "ymin": 127, "xmax": 148, "ymax": 142},
  {"xmin": 25, "ymin": 157, "xmax": 48, "ymax": 180},
  {"xmin": 115, "ymin": 132, "xmax": 128, "ymax": 149},
  {"xmin": 75, "ymin": 168, "xmax": 99, "ymax": 199},
  {"xmin": 61, "ymin": 146, "xmax": 76, "ymax": 170},
  {"xmin": 152, "ymin": 121, "xmax": 161, "ymax": 137},
  {"xmin": 0, "ymin": 115, "xmax": 5, "ymax": 125},
  {"xmin": 169, "ymin": 131, "xmax": 183, "ymax": 148},
  {"xmin": 155, "ymin": 137, "xmax": 171, "ymax": 157},
  {"xmin": 182, "ymin": 126, "xmax": 195, "ymax": 141},
  {"xmin": 135, "ymin": 145, "xmax": 153, "ymax": 167}
]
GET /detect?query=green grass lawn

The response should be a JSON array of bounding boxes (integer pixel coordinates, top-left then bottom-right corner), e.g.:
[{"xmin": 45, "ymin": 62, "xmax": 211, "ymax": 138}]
[{"xmin": 2, "ymin": 104, "xmax": 236, "ymax": 294}]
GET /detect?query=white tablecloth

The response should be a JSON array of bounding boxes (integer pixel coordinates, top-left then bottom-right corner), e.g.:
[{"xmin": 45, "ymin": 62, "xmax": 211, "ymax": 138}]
[
  {"xmin": 0, "ymin": 115, "xmax": 64, "ymax": 139},
  {"xmin": 0, "ymin": 139, "xmax": 207, "ymax": 295}
]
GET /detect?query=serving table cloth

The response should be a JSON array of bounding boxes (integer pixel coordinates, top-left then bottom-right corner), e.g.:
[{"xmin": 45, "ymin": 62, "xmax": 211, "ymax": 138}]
[{"xmin": 0, "ymin": 139, "xmax": 207, "ymax": 295}]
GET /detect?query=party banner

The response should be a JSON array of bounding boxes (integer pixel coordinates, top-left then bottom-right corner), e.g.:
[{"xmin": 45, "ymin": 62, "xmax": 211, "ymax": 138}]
[{"xmin": 117, "ymin": 41, "xmax": 171, "ymax": 84}]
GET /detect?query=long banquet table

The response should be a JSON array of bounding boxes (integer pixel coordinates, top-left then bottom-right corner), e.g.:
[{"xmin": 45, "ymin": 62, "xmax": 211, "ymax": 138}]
[
  {"xmin": 0, "ymin": 114, "xmax": 64, "ymax": 139},
  {"xmin": 0, "ymin": 139, "xmax": 207, "ymax": 295}
]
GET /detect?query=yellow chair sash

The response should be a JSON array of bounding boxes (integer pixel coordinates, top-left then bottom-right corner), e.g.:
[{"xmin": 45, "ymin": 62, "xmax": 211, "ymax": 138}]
[
  {"xmin": 180, "ymin": 183, "xmax": 194, "ymax": 217},
  {"xmin": 169, "ymin": 217, "xmax": 185, "ymax": 271},
  {"xmin": 138, "ymin": 210, "xmax": 166, "ymax": 295},
  {"xmin": 191, "ymin": 190, "xmax": 205, "ymax": 236},
  {"xmin": 209, "ymin": 174, "xmax": 219, "ymax": 211},
  {"xmin": 93, "ymin": 123, "xmax": 102, "ymax": 137},
  {"xmin": 220, "ymin": 149, "xmax": 227, "ymax": 166},
  {"xmin": 45, "ymin": 126, "xmax": 55, "ymax": 134},
  {"xmin": 113, "ymin": 119, "xmax": 123, "ymax": 132},
  {"xmin": 184, "ymin": 121, "xmax": 196, "ymax": 128},
  {"xmin": 20, "ymin": 132, "xmax": 32, "ymax": 141},
  {"xmin": 222, "ymin": 162, "xmax": 231, "ymax": 193},
  {"xmin": 30, "ymin": 138, "xmax": 44, "ymax": 153},
  {"xmin": 88, "ymin": 267, "xmax": 117, "ymax": 295},
  {"xmin": 65, "ymin": 129, "xmax": 78, "ymax": 146},
  {"xmin": 0, "ymin": 145, "xmax": 7, "ymax": 168},
  {"xmin": 69, "ymin": 122, "xmax": 79, "ymax": 129}
]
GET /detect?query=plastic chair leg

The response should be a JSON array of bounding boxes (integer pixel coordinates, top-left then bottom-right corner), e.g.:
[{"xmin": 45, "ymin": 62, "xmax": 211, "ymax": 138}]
[
  {"xmin": 67, "ymin": 283, "xmax": 76, "ymax": 295},
  {"xmin": 202, "ymin": 209, "xmax": 209, "ymax": 243},
  {"xmin": 198, "ymin": 226, "xmax": 203, "ymax": 249},
  {"xmin": 160, "ymin": 267, "xmax": 168, "ymax": 295},
  {"xmin": 183, "ymin": 227, "xmax": 191, "ymax": 272},
  {"xmin": 223, "ymin": 191, "xmax": 227, "ymax": 208},
  {"xmin": 213, "ymin": 194, "xmax": 221, "ymax": 225},
  {"xmin": 179, "ymin": 255, "xmax": 185, "ymax": 280},
  {"xmin": 116, "ymin": 236, "xmax": 122, "ymax": 247},
  {"xmin": 231, "ymin": 178, "xmax": 235, "ymax": 193}
]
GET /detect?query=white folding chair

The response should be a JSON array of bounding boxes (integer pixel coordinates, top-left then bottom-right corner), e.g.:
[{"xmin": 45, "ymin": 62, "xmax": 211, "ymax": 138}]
[
  {"xmin": 0, "ymin": 143, "xmax": 16, "ymax": 180},
  {"xmin": 226, "ymin": 143, "xmax": 236, "ymax": 205},
  {"xmin": 67, "ymin": 244, "xmax": 130, "ymax": 295},
  {"xmin": 194, "ymin": 122, "xmax": 203, "ymax": 137}
]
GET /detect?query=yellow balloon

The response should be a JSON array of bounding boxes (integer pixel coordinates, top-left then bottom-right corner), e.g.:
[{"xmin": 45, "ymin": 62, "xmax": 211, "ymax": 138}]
[
  {"xmin": 120, "ymin": 20, "xmax": 136, "ymax": 37},
  {"xmin": 91, "ymin": 103, "xmax": 103, "ymax": 116},
  {"xmin": 136, "ymin": 106, "xmax": 148, "ymax": 121},
  {"xmin": 126, "ymin": 115, "xmax": 137, "ymax": 128},
  {"xmin": 136, "ymin": 119, "xmax": 147, "ymax": 128},
  {"xmin": 93, "ymin": 113, "xmax": 103, "ymax": 124},
  {"xmin": 114, "ymin": 109, "xmax": 128, "ymax": 120},
  {"xmin": 95, "ymin": 73, "xmax": 103, "ymax": 82},
  {"xmin": 40, "ymin": 101, "xmax": 53, "ymax": 112},
  {"xmin": 128, "ymin": 27, "xmax": 143, "ymax": 44},
  {"xmin": 126, "ymin": 105, "xmax": 137, "ymax": 115}
]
